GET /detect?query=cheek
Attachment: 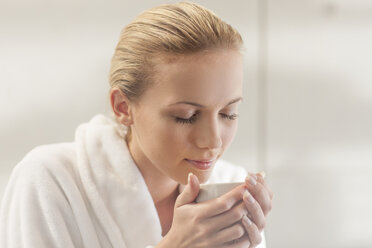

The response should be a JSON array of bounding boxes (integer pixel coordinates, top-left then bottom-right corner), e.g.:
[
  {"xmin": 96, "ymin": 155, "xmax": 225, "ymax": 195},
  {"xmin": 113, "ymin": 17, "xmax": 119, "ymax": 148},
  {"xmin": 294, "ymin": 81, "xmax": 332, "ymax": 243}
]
[
  {"xmin": 221, "ymin": 122, "xmax": 239, "ymax": 149},
  {"xmin": 140, "ymin": 119, "xmax": 187, "ymax": 160}
]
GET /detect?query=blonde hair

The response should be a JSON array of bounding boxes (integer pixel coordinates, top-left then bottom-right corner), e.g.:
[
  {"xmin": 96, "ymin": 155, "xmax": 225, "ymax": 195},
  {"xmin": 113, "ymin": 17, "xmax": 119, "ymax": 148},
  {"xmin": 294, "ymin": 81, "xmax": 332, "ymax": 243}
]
[{"xmin": 109, "ymin": 1, "xmax": 244, "ymax": 141}]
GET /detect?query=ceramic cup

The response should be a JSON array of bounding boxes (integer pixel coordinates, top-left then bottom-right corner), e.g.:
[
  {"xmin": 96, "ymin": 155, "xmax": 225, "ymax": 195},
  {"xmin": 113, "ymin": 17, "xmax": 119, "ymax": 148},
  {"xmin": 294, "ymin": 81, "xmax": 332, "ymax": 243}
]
[{"xmin": 195, "ymin": 182, "xmax": 244, "ymax": 203}]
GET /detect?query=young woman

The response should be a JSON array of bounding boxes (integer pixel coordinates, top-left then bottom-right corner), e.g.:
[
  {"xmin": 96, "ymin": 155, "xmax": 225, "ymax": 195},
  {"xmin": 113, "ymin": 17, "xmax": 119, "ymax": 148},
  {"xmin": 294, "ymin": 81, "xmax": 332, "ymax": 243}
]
[{"xmin": 0, "ymin": 2, "xmax": 273, "ymax": 248}]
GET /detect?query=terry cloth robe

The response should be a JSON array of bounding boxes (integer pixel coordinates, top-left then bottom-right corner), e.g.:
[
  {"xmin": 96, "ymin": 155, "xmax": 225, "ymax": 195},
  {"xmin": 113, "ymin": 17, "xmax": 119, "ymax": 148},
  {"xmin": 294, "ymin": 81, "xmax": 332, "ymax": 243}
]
[{"xmin": 0, "ymin": 115, "xmax": 266, "ymax": 248}]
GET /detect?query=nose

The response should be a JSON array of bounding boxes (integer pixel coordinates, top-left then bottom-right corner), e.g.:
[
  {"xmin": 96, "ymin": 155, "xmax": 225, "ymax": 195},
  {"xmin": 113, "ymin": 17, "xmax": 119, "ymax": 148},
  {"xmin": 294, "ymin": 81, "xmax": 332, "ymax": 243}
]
[{"xmin": 194, "ymin": 116, "xmax": 222, "ymax": 150}]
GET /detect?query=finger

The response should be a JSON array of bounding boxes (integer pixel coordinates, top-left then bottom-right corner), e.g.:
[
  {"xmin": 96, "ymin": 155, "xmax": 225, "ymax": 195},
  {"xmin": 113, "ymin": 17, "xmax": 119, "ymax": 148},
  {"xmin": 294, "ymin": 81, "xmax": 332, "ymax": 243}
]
[
  {"xmin": 245, "ymin": 176, "xmax": 272, "ymax": 216},
  {"xmin": 243, "ymin": 191, "xmax": 265, "ymax": 231},
  {"xmin": 212, "ymin": 222, "xmax": 245, "ymax": 245},
  {"xmin": 254, "ymin": 172, "xmax": 274, "ymax": 200},
  {"xmin": 220, "ymin": 233, "xmax": 251, "ymax": 248},
  {"xmin": 241, "ymin": 215, "xmax": 263, "ymax": 248},
  {"xmin": 205, "ymin": 201, "xmax": 248, "ymax": 232},
  {"xmin": 175, "ymin": 173, "xmax": 200, "ymax": 208},
  {"xmin": 257, "ymin": 171, "xmax": 266, "ymax": 179},
  {"xmin": 197, "ymin": 184, "xmax": 246, "ymax": 217}
]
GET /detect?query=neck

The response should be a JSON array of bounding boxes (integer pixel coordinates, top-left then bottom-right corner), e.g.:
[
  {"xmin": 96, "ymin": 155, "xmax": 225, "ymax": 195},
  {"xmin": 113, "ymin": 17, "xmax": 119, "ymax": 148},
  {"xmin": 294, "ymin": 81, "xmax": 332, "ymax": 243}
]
[
  {"xmin": 126, "ymin": 137, "xmax": 182, "ymax": 236},
  {"xmin": 127, "ymin": 138, "xmax": 179, "ymax": 204},
  {"xmin": 143, "ymin": 170, "xmax": 179, "ymax": 204}
]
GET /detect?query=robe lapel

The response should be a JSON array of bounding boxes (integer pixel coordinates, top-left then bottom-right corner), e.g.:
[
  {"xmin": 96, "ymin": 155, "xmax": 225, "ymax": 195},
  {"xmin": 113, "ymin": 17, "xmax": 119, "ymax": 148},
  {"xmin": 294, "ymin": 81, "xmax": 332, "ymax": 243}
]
[{"xmin": 76, "ymin": 115, "xmax": 162, "ymax": 248}]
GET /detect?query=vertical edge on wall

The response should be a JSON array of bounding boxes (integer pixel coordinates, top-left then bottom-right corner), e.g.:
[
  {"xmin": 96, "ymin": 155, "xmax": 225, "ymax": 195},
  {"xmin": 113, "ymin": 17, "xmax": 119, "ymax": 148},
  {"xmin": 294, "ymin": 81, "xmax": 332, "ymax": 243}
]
[{"xmin": 257, "ymin": 0, "xmax": 268, "ymax": 173}]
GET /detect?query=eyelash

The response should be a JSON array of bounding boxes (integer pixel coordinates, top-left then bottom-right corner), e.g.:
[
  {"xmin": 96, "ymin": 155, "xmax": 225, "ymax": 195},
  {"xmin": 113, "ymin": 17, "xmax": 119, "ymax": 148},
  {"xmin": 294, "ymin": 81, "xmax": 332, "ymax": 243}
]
[{"xmin": 175, "ymin": 113, "xmax": 239, "ymax": 125}]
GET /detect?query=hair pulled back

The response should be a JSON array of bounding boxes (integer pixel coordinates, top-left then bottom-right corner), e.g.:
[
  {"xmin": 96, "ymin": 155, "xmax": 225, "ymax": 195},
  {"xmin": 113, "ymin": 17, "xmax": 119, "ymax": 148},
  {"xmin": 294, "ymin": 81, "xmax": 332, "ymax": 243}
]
[{"xmin": 109, "ymin": 1, "xmax": 243, "ymax": 139}]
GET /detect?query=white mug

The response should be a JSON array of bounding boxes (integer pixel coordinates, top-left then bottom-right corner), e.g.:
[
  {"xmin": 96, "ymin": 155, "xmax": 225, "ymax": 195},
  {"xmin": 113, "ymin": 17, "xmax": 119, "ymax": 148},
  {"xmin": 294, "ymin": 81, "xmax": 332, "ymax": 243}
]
[{"xmin": 196, "ymin": 182, "xmax": 244, "ymax": 203}]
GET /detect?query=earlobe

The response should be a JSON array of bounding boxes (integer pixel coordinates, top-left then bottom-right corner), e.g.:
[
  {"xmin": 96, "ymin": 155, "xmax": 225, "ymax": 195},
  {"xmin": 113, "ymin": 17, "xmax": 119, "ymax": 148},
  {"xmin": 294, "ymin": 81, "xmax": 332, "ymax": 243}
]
[{"xmin": 110, "ymin": 88, "xmax": 133, "ymax": 126}]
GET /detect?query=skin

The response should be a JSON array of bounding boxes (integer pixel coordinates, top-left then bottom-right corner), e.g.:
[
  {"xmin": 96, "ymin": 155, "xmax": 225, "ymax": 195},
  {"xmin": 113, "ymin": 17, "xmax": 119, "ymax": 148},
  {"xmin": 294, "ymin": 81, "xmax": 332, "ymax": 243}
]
[{"xmin": 110, "ymin": 49, "xmax": 273, "ymax": 247}]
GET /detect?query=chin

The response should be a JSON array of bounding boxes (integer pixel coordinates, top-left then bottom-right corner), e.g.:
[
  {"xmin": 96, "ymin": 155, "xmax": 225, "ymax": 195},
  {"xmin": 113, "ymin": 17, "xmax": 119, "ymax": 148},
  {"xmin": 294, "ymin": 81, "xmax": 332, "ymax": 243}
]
[
  {"xmin": 193, "ymin": 168, "xmax": 213, "ymax": 184},
  {"xmin": 197, "ymin": 174, "xmax": 211, "ymax": 184},
  {"xmin": 176, "ymin": 170, "xmax": 212, "ymax": 185}
]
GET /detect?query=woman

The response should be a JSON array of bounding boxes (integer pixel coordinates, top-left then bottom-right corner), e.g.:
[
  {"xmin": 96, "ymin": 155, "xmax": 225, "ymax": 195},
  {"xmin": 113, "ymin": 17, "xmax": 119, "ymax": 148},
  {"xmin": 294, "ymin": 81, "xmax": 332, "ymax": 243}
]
[{"xmin": 0, "ymin": 2, "xmax": 273, "ymax": 248}]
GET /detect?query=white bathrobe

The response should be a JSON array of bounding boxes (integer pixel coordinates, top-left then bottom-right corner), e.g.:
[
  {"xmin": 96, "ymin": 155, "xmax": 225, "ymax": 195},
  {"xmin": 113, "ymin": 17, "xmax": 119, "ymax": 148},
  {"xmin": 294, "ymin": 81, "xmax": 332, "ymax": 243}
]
[{"xmin": 0, "ymin": 115, "xmax": 266, "ymax": 248}]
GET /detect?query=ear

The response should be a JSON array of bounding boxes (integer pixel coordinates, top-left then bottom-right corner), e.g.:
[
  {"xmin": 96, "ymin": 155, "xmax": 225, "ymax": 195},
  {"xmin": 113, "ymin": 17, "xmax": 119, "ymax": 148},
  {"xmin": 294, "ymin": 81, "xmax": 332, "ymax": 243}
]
[{"xmin": 110, "ymin": 87, "xmax": 134, "ymax": 126}]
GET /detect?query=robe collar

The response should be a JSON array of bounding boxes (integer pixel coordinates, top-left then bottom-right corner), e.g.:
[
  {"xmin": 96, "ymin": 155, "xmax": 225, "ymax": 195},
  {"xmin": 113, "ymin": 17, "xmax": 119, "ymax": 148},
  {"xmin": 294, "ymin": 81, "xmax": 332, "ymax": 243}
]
[{"xmin": 76, "ymin": 115, "xmax": 162, "ymax": 248}]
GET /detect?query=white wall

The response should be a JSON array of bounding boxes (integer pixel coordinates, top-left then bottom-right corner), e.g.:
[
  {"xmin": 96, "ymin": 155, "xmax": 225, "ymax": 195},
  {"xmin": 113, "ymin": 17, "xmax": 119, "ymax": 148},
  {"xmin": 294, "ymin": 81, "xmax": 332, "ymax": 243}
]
[
  {"xmin": 264, "ymin": 0, "xmax": 372, "ymax": 247},
  {"xmin": 1, "ymin": 0, "xmax": 371, "ymax": 247}
]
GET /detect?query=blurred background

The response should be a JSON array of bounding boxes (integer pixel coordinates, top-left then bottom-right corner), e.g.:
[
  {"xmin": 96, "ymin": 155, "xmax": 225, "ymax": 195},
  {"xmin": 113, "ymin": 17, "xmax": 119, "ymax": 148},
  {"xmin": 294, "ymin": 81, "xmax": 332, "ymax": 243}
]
[{"xmin": 1, "ymin": 0, "xmax": 371, "ymax": 247}]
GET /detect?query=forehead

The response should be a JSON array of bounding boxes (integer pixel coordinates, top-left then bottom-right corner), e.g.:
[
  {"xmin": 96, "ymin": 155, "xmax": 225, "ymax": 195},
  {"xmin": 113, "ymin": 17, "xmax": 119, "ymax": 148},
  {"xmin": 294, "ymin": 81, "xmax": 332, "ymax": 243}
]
[{"xmin": 142, "ymin": 50, "xmax": 244, "ymax": 107}]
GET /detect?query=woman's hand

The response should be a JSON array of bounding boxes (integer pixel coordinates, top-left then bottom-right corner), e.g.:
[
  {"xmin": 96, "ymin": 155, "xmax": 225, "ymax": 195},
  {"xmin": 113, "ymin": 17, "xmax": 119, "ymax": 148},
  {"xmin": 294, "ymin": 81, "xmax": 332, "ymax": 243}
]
[
  {"xmin": 240, "ymin": 172, "xmax": 274, "ymax": 247},
  {"xmin": 220, "ymin": 172, "xmax": 273, "ymax": 248},
  {"xmin": 157, "ymin": 173, "xmax": 251, "ymax": 248}
]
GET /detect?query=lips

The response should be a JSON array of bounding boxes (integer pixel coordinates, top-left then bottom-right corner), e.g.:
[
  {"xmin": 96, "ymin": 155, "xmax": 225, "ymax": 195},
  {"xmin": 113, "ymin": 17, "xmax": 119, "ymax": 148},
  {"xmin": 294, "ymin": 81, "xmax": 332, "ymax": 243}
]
[{"xmin": 185, "ymin": 159, "xmax": 215, "ymax": 170}]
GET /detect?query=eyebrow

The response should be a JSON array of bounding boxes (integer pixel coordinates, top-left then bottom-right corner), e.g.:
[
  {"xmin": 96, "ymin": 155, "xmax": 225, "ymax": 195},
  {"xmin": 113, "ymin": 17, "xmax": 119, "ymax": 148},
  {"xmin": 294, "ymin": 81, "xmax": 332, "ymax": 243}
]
[{"xmin": 168, "ymin": 97, "xmax": 243, "ymax": 108}]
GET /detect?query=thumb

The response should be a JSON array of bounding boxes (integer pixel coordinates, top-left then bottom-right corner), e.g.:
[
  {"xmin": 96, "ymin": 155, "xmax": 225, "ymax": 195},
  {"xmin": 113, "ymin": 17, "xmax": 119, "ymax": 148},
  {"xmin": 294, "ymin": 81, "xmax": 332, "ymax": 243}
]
[{"xmin": 175, "ymin": 172, "xmax": 200, "ymax": 207}]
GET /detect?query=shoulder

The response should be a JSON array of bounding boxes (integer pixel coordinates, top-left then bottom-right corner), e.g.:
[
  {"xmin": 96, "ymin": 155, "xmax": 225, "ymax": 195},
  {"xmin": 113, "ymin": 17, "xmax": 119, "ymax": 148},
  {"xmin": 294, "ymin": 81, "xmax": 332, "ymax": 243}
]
[
  {"xmin": 5, "ymin": 142, "xmax": 79, "ymax": 200},
  {"xmin": 207, "ymin": 159, "xmax": 248, "ymax": 183},
  {"xmin": 14, "ymin": 142, "xmax": 77, "ymax": 180},
  {"xmin": 2, "ymin": 142, "xmax": 80, "ymax": 218},
  {"xmin": 0, "ymin": 143, "xmax": 85, "ymax": 247}
]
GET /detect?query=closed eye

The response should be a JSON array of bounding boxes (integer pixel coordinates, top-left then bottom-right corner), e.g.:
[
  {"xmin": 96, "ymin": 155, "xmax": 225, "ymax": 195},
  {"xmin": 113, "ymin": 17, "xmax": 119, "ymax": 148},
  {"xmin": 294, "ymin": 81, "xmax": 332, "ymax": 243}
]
[
  {"xmin": 220, "ymin": 113, "xmax": 239, "ymax": 120},
  {"xmin": 175, "ymin": 113, "xmax": 197, "ymax": 124},
  {"xmin": 175, "ymin": 113, "xmax": 239, "ymax": 125}
]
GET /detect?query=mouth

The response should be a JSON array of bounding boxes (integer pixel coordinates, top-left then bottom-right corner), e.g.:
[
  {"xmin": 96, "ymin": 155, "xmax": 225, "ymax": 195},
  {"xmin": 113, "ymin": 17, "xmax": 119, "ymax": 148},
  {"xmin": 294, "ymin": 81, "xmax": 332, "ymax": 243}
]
[{"xmin": 185, "ymin": 159, "xmax": 215, "ymax": 170}]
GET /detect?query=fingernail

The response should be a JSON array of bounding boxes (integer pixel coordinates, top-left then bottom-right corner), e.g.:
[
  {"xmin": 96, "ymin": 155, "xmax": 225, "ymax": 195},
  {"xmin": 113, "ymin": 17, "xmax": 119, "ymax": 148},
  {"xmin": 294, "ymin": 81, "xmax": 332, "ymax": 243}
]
[
  {"xmin": 247, "ymin": 176, "xmax": 256, "ymax": 186},
  {"xmin": 248, "ymin": 172, "xmax": 258, "ymax": 180},
  {"xmin": 248, "ymin": 194, "xmax": 255, "ymax": 204},
  {"xmin": 242, "ymin": 215, "xmax": 252, "ymax": 225},
  {"xmin": 258, "ymin": 171, "xmax": 266, "ymax": 179},
  {"xmin": 188, "ymin": 172, "xmax": 193, "ymax": 184},
  {"xmin": 243, "ymin": 191, "xmax": 255, "ymax": 204}
]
